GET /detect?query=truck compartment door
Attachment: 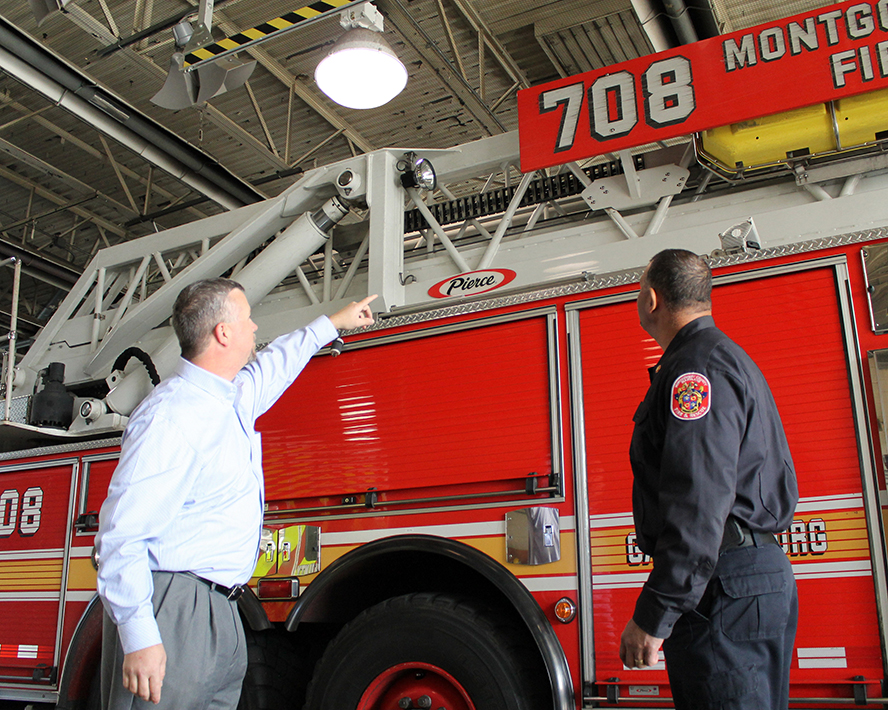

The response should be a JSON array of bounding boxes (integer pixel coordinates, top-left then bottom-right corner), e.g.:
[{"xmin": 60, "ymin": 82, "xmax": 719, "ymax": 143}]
[
  {"xmin": 0, "ymin": 458, "xmax": 77, "ymax": 689},
  {"xmin": 569, "ymin": 261, "xmax": 885, "ymax": 704}
]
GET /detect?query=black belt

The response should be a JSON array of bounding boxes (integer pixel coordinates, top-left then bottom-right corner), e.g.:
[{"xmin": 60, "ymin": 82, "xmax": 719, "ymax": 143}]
[
  {"xmin": 183, "ymin": 572, "xmax": 245, "ymax": 601},
  {"xmin": 719, "ymin": 517, "xmax": 779, "ymax": 554}
]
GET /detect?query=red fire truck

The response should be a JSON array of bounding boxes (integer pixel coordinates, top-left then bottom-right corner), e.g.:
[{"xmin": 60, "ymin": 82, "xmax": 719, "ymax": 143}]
[{"xmin": 5, "ymin": 19, "xmax": 888, "ymax": 710}]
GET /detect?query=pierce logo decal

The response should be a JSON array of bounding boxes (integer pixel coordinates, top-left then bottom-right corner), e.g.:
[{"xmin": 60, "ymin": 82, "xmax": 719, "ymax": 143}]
[
  {"xmin": 671, "ymin": 372, "xmax": 711, "ymax": 420},
  {"xmin": 428, "ymin": 269, "xmax": 517, "ymax": 299}
]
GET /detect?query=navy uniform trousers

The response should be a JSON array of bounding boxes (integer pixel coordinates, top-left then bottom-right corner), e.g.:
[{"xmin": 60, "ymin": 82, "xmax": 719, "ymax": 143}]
[
  {"xmin": 101, "ymin": 571, "xmax": 248, "ymax": 710},
  {"xmin": 663, "ymin": 541, "xmax": 798, "ymax": 710}
]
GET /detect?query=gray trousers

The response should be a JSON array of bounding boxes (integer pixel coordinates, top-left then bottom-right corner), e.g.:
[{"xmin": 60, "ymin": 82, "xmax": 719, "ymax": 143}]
[{"xmin": 102, "ymin": 572, "xmax": 248, "ymax": 710}]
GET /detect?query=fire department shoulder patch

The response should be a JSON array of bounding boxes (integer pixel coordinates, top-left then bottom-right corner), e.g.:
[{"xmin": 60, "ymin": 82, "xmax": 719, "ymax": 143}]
[{"xmin": 671, "ymin": 372, "xmax": 711, "ymax": 420}]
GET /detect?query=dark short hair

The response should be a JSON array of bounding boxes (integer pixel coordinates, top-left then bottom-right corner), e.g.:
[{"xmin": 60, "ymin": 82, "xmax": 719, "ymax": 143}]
[
  {"xmin": 172, "ymin": 278, "xmax": 244, "ymax": 360},
  {"xmin": 645, "ymin": 249, "xmax": 712, "ymax": 312}
]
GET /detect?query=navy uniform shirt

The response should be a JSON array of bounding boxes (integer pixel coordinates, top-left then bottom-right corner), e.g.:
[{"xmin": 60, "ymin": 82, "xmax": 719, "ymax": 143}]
[{"xmin": 629, "ymin": 315, "xmax": 798, "ymax": 639}]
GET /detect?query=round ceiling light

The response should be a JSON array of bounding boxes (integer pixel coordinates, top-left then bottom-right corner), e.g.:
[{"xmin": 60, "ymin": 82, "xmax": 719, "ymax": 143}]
[{"xmin": 315, "ymin": 28, "xmax": 408, "ymax": 110}]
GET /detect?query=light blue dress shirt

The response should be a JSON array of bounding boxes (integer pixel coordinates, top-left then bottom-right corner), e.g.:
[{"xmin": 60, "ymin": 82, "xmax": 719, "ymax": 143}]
[{"xmin": 96, "ymin": 316, "xmax": 337, "ymax": 654}]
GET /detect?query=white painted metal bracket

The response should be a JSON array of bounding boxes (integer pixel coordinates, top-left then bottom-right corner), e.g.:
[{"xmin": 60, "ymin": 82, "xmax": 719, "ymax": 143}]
[{"xmin": 581, "ymin": 163, "xmax": 689, "ymax": 211}]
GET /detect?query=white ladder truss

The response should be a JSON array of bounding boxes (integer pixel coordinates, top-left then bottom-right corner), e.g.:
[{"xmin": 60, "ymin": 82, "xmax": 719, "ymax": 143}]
[{"xmin": 11, "ymin": 128, "xmax": 888, "ymax": 436}]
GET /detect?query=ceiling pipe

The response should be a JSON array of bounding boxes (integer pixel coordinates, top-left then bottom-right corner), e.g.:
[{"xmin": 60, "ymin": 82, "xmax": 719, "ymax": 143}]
[
  {"xmin": 96, "ymin": 0, "xmax": 237, "ymax": 58},
  {"xmin": 0, "ymin": 14, "xmax": 263, "ymax": 210},
  {"xmin": 661, "ymin": 0, "xmax": 699, "ymax": 44},
  {"xmin": 0, "ymin": 239, "xmax": 79, "ymax": 289},
  {"xmin": 630, "ymin": 0, "xmax": 674, "ymax": 52},
  {"xmin": 684, "ymin": 0, "xmax": 721, "ymax": 39}
]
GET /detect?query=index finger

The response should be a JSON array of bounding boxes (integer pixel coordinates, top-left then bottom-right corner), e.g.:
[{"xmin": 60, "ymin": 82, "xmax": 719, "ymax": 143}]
[{"xmin": 358, "ymin": 294, "xmax": 378, "ymax": 307}]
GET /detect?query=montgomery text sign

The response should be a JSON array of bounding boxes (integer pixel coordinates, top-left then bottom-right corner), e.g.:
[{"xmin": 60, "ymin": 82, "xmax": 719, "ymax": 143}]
[{"xmin": 517, "ymin": 0, "xmax": 888, "ymax": 171}]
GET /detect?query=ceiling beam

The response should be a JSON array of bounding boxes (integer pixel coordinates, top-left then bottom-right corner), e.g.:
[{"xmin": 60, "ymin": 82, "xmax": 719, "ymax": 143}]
[
  {"xmin": 213, "ymin": 12, "xmax": 376, "ymax": 155},
  {"xmin": 0, "ymin": 135, "xmax": 138, "ymax": 219},
  {"xmin": 380, "ymin": 0, "xmax": 506, "ymax": 136},
  {"xmin": 0, "ymin": 164, "xmax": 130, "ymax": 239},
  {"xmin": 0, "ymin": 92, "xmax": 211, "ymax": 223},
  {"xmin": 448, "ymin": 0, "xmax": 530, "ymax": 89}
]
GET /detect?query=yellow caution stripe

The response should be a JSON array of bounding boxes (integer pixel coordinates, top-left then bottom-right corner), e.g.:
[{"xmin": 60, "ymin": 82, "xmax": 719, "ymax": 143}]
[
  {"xmin": 184, "ymin": 0, "xmax": 355, "ymax": 67},
  {"xmin": 0, "ymin": 559, "xmax": 63, "ymax": 592}
]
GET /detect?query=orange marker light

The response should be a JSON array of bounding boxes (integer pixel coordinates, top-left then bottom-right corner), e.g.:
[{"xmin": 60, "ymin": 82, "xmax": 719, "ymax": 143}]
[{"xmin": 554, "ymin": 597, "xmax": 577, "ymax": 623}]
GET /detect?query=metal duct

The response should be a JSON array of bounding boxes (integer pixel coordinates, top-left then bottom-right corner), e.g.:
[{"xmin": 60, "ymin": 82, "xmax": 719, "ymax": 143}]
[
  {"xmin": 0, "ymin": 240, "xmax": 79, "ymax": 290},
  {"xmin": 662, "ymin": 0, "xmax": 699, "ymax": 44},
  {"xmin": 0, "ymin": 14, "xmax": 264, "ymax": 210}
]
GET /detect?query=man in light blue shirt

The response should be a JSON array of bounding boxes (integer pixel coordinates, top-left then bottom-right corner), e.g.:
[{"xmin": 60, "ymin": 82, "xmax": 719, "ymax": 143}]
[{"xmin": 96, "ymin": 278, "xmax": 375, "ymax": 709}]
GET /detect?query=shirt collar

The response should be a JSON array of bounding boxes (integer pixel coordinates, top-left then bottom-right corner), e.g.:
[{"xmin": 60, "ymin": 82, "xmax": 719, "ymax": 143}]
[
  {"xmin": 175, "ymin": 357, "xmax": 237, "ymax": 404},
  {"xmin": 665, "ymin": 314, "xmax": 715, "ymax": 355},
  {"xmin": 649, "ymin": 315, "xmax": 716, "ymax": 380}
]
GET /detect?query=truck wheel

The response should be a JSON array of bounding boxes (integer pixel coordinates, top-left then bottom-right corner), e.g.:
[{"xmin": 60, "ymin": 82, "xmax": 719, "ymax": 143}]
[
  {"xmin": 303, "ymin": 592, "xmax": 547, "ymax": 710},
  {"xmin": 237, "ymin": 627, "xmax": 307, "ymax": 710}
]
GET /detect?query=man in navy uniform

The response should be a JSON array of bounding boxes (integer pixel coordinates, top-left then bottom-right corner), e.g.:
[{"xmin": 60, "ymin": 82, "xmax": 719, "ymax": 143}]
[{"xmin": 620, "ymin": 249, "xmax": 798, "ymax": 709}]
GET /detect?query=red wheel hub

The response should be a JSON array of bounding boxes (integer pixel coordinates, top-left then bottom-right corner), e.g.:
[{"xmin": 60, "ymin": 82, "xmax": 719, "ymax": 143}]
[{"xmin": 357, "ymin": 661, "xmax": 476, "ymax": 710}]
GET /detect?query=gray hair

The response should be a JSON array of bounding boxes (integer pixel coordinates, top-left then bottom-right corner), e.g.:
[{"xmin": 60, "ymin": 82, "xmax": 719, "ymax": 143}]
[
  {"xmin": 646, "ymin": 249, "xmax": 712, "ymax": 313},
  {"xmin": 172, "ymin": 278, "xmax": 244, "ymax": 360}
]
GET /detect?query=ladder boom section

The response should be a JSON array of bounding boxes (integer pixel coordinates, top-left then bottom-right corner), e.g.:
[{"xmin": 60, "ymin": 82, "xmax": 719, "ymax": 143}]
[
  {"xmin": 18, "ymin": 160, "xmax": 352, "ymax": 390},
  {"xmin": 13, "ymin": 127, "xmax": 888, "ymax": 439}
]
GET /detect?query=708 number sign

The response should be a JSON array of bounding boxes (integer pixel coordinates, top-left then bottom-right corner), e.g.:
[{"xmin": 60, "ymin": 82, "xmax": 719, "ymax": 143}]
[
  {"xmin": 540, "ymin": 56, "xmax": 694, "ymax": 153},
  {"xmin": 0, "ymin": 487, "xmax": 44, "ymax": 537}
]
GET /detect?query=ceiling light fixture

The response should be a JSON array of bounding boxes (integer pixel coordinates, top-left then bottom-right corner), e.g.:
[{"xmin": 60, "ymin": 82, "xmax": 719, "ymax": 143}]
[
  {"xmin": 151, "ymin": 18, "xmax": 256, "ymax": 110},
  {"xmin": 315, "ymin": 3, "xmax": 408, "ymax": 110}
]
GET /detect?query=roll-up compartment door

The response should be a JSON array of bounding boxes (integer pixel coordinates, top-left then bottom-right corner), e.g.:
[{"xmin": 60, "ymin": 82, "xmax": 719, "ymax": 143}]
[
  {"xmin": 258, "ymin": 312, "xmax": 559, "ymax": 506},
  {"xmin": 573, "ymin": 263, "xmax": 884, "ymax": 702},
  {"xmin": 0, "ymin": 459, "xmax": 76, "ymax": 689}
]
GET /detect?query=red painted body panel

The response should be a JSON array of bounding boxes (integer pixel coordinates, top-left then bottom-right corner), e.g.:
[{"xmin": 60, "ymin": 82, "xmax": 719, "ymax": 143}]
[
  {"xmin": 258, "ymin": 315, "xmax": 555, "ymax": 501},
  {"xmin": 1, "ymin": 246, "xmax": 887, "ymax": 708},
  {"xmin": 577, "ymin": 262, "xmax": 884, "ymax": 700},
  {"xmin": 0, "ymin": 461, "xmax": 74, "ymax": 682}
]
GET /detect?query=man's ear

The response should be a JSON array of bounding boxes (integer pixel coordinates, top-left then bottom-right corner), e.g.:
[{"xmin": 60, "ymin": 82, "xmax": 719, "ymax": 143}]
[
  {"xmin": 647, "ymin": 287, "xmax": 659, "ymax": 314},
  {"xmin": 213, "ymin": 321, "xmax": 228, "ymax": 346},
  {"xmin": 639, "ymin": 285, "xmax": 658, "ymax": 317}
]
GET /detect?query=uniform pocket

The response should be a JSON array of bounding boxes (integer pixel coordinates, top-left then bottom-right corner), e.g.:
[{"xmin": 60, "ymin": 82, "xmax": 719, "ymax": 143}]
[
  {"xmin": 673, "ymin": 664, "xmax": 759, "ymax": 706},
  {"xmin": 718, "ymin": 570, "xmax": 790, "ymax": 642}
]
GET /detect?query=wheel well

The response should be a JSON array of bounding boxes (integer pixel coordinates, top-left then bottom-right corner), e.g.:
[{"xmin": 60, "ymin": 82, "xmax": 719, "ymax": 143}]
[
  {"xmin": 55, "ymin": 589, "xmax": 270, "ymax": 709},
  {"xmin": 56, "ymin": 595, "xmax": 103, "ymax": 710},
  {"xmin": 284, "ymin": 534, "xmax": 574, "ymax": 710}
]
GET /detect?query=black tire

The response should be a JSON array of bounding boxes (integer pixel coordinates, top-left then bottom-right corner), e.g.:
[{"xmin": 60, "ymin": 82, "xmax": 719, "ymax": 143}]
[
  {"xmin": 238, "ymin": 627, "xmax": 308, "ymax": 710},
  {"xmin": 303, "ymin": 592, "xmax": 547, "ymax": 710}
]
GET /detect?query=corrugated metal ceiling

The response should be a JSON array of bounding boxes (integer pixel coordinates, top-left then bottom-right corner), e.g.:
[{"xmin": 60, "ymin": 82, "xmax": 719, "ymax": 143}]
[{"xmin": 0, "ymin": 0, "xmax": 832, "ymax": 339}]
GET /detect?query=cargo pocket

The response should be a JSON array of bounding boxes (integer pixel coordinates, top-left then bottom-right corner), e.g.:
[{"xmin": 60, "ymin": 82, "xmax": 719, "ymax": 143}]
[
  {"xmin": 673, "ymin": 664, "xmax": 759, "ymax": 706},
  {"xmin": 718, "ymin": 570, "xmax": 789, "ymax": 642}
]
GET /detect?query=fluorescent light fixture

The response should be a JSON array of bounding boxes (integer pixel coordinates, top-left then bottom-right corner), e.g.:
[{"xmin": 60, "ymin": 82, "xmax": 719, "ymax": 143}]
[{"xmin": 315, "ymin": 27, "xmax": 408, "ymax": 110}]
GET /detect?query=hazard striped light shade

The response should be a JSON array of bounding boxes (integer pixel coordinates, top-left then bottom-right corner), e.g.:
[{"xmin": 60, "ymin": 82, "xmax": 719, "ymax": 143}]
[{"xmin": 183, "ymin": 0, "xmax": 354, "ymax": 68}]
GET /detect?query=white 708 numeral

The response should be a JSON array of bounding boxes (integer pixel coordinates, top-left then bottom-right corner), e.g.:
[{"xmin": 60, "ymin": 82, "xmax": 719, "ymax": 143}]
[
  {"xmin": 538, "ymin": 55, "xmax": 695, "ymax": 152},
  {"xmin": 0, "ymin": 487, "xmax": 43, "ymax": 537}
]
